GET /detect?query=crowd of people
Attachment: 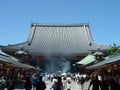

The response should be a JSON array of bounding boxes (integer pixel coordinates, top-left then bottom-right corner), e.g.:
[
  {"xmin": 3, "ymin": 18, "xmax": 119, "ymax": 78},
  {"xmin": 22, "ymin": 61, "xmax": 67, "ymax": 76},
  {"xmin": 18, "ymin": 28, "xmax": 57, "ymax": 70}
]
[
  {"xmin": 0, "ymin": 71, "xmax": 120, "ymax": 90},
  {"xmin": 88, "ymin": 74, "xmax": 120, "ymax": 90},
  {"xmin": 0, "ymin": 71, "xmax": 86, "ymax": 90}
]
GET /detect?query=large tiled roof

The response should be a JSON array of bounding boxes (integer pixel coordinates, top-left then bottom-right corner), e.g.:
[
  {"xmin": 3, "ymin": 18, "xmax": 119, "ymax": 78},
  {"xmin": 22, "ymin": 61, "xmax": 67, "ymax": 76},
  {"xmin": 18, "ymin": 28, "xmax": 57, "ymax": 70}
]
[{"xmin": 0, "ymin": 23, "xmax": 110, "ymax": 55}]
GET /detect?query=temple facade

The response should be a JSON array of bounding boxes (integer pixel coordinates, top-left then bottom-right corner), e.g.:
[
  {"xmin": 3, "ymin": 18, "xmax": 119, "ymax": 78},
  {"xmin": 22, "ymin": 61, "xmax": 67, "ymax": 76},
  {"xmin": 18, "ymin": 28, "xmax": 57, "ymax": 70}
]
[{"xmin": 0, "ymin": 23, "xmax": 110, "ymax": 72}]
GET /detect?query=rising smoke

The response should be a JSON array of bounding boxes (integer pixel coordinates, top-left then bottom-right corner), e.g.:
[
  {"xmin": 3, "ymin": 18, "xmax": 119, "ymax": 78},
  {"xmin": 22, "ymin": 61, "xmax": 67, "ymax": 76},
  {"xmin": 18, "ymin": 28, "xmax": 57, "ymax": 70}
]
[
  {"xmin": 62, "ymin": 60, "xmax": 71, "ymax": 73},
  {"xmin": 43, "ymin": 54, "xmax": 71, "ymax": 73}
]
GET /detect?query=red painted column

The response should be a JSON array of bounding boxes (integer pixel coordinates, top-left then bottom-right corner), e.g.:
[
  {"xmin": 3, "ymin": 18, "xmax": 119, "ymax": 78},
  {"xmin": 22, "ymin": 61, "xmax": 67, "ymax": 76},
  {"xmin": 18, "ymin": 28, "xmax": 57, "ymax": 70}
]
[
  {"xmin": 111, "ymin": 65, "xmax": 114, "ymax": 78},
  {"xmin": 24, "ymin": 56, "xmax": 30, "ymax": 64},
  {"xmin": 2, "ymin": 63, "xmax": 6, "ymax": 76}
]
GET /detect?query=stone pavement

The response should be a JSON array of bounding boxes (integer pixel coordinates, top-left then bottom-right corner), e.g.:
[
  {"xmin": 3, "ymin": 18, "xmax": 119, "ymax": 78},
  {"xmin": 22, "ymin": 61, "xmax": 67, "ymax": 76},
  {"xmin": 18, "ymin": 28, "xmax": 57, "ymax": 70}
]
[{"xmin": 45, "ymin": 80, "xmax": 91, "ymax": 90}]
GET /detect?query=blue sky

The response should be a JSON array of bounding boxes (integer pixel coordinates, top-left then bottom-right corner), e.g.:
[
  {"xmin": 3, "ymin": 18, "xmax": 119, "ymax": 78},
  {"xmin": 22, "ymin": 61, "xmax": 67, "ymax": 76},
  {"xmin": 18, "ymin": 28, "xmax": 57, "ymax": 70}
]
[{"xmin": 0, "ymin": 0, "xmax": 120, "ymax": 46}]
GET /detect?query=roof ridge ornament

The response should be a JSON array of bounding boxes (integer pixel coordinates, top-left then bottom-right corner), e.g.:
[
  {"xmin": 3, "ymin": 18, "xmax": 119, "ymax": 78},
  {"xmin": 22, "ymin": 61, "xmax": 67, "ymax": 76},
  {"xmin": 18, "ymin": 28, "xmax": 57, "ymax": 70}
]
[
  {"xmin": 31, "ymin": 23, "xmax": 89, "ymax": 27},
  {"xmin": 15, "ymin": 46, "xmax": 27, "ymax": 55},
  {"xmin": 93, "ymin": 48, "xmax": 105, "ymax": 61}
]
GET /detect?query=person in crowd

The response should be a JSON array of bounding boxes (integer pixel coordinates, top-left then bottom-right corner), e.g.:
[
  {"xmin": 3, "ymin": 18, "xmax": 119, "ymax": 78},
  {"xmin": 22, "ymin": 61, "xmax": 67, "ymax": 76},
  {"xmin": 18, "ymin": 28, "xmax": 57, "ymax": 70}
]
[
  {"xmin": 114, "ymin": 74, "xmax": 120, "ymax": 85},
  {"xmin": 36, "ymin": 75, "xmax": 46, "ymax": 90},
  {"xmin": 110, "ymin": 78, "xmax": 120, "ymax": 90},
  {"xmin": 101, "ymin": 75, "xmax": 109, "ymax": 90},
  {"xmin": 79, "ymin": 76, "xmax": 85, "ymax": 90},
  {"xmin": 24, "ymin": 77, "xmax": 32, "ymax": 90},
  {"xmin": 31, "ymin": 73, "xmax": 38, "ymax": 90},
  {"xmin": 0, "ymin": 76, "xmax": 6, "ymax": 90},
  {"xmin": 66, "ymin": 79, "xmax": 71, "ymax": 90},
  {"xmin": 50, "ymin": 76, "xmax": 63, "ymax": 90},
  {"xmin": 7, "ymin": 76, "xmax": 15, "ymax": 90},
  {"xmin": 50, "ymin": 78, "xmax": 58, "ymax": 90},
  {"xmin": 62, "ymin": 77, "xmax": 67, "ymax": 90},
  {"xmin": 117, "ymin": 74, "xmax": 120, "ymax": 85},
  {"xmin": 50, "ymin": 74, "xmax": 54, "ymax": 82},
  {"xmin": 88, "ymin": 75, "xmax": 101, "ymax": 90}
]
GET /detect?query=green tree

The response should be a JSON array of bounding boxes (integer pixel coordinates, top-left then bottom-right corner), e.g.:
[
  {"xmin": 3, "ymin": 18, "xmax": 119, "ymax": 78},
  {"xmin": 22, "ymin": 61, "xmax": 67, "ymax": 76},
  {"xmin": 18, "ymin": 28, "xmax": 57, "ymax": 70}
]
[{"xmin": 107, "ymin": 43, "xmax": 120, "ymax": 55}]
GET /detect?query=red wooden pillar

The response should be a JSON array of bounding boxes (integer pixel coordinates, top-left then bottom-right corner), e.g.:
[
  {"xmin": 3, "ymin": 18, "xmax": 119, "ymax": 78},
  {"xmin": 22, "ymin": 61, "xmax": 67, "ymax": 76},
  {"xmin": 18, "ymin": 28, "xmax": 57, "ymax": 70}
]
[
  {"xmin": 37, "ymin": 57, "xmax": 40, "ymax": 68},
  {"xmin": 2, "ymin": 63, "xmax": 6, "ymax": 76},
  {"xmin": 24, "ymin": 56, "xmax": 30, "ymax": 64},
  {"xmin": 111, "ymin": 64, "xmax": 114, "ymax": 78},
  {"xmin": 93, "ymin": 69, "xmax": 98, "ymax": 77}
]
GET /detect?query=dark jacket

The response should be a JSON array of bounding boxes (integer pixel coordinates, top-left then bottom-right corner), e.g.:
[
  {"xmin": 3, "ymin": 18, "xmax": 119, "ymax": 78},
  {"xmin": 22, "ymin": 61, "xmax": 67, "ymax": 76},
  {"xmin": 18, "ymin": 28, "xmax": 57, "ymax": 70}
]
[
  {"xmin": 24, "ymin": 77, "xmax": 32, "ymax": 90},
  {"xmin": 36, "ymin": 81, "xmax": 46, "ymax": 90},
  {"xmin": 88, "ymin": 76, "xmax": 101, "ymax": 90}
]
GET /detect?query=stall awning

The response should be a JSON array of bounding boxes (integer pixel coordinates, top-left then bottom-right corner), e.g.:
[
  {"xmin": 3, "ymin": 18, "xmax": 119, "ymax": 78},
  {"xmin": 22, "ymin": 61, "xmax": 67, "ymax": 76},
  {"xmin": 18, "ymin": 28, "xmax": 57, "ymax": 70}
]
[
  {"xmin": 87, "ymin": 54, "xmax": 120, "ymax": 69},
  {"xmin": 76, "ymin": 55, "xmax": 96, "ymax": 65},
  {"xmin": 0, "ymin": 54, "xmax": 40, "ymax": 70}
]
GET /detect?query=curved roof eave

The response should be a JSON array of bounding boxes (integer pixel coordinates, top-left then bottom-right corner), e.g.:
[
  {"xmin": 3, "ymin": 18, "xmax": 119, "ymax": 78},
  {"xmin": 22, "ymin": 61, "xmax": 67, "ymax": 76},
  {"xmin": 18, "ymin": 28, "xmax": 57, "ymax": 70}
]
[
  {"xmin": 94, "ymin": 42, "xmax": 110, "ymax": 51},
  {"xmin": 0, "ymin": 41, "xmax": 29, "ymax": 52}
]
